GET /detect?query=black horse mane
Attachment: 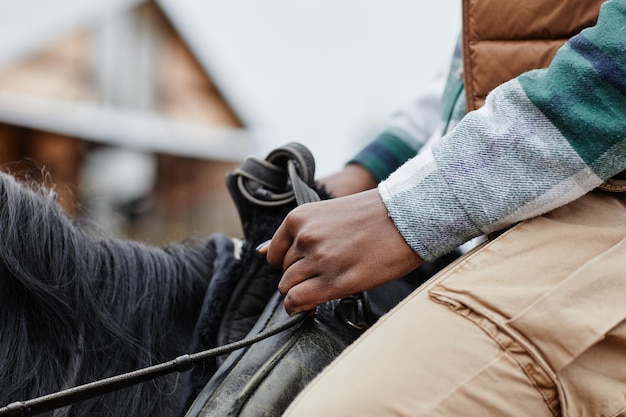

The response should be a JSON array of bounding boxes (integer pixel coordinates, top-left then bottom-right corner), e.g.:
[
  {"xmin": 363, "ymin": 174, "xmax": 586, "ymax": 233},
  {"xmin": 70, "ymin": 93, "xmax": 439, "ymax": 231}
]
[{"xmin": 0, "ymin": 171, "xmax": 218, "ymax": 417}]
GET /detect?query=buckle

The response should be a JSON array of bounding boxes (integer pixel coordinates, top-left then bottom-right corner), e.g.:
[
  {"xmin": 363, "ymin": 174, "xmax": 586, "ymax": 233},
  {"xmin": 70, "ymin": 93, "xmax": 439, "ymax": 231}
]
[{"xmin": 335, "ymin": 293, "xmax": 372, "ymax": 330}]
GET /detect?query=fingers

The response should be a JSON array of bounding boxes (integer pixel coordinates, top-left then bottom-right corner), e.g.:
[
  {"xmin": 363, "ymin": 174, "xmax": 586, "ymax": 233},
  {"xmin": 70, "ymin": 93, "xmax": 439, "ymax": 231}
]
[
  {"xmin": 258, "ymin": 248, "xmax": 327, "ymax": 315},
  {"xmin": 255, "ymin": 239, "xmax": 271, "ymax": 254},
  {"xmin": 258, "ymin": 214, "xmax": 333, "ymax": 314},
  {"xmin": 281, "ymin": 275, "xmax": 326, "ymax": 315},
  {"xmin": 264, "ymin": 214, "xmax": 296, "ymax": 271},
  {"xmin": 276, "ymin": 253, "xmax": 320, "ymax": 294},
  {"xmin": 265, "ymin": 206, "xmax": 317, "ymax": 271},
  {"xmin": 256, "ymin": 211, "xmax": 321, "ymax": 313},
  {"xmin": 277, "ymin": 250, "xmax": 361, "ymax": 315},
  {"xmin": 280, "ymin": 264, "xmax": 351, "ymax": 315}
]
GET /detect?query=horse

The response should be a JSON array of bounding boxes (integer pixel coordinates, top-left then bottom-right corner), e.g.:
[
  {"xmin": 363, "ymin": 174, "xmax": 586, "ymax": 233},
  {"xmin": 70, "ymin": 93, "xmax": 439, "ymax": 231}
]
[{"xmin": 0, "ymin": 169, "xmax": 225, "ymax": 417}]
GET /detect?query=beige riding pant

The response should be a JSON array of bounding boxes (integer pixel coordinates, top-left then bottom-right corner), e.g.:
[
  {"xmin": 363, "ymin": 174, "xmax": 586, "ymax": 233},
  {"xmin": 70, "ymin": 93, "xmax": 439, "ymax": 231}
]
[{"xmin": 283, "ymin": 189, "xmax": 626, "ymax": 417}]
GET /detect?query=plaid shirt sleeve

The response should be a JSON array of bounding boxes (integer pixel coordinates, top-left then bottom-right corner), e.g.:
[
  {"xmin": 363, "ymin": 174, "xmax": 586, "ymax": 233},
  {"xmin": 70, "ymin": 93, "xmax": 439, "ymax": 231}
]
[{"xmin": 380, "ymin": 0, "xmax": 626, "ymax": 261}]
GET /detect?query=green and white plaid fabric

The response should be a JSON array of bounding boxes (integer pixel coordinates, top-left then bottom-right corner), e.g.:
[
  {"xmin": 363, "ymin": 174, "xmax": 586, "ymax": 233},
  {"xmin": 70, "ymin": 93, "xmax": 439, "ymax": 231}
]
[{"xmin": 361, "ymin": 0, "xmax": 626, "ymax": 260}]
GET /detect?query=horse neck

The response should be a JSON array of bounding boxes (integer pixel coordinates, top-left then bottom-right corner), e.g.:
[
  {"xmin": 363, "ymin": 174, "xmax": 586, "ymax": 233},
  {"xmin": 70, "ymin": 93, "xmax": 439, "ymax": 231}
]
[{"xmin": 0, "ymin": 172, "xmax": 214, "ymax": 417}]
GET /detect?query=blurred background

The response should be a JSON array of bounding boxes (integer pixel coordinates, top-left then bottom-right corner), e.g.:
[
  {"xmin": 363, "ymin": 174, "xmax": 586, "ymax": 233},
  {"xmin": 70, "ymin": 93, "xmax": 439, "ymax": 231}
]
[{"xmin": 0, "ymin": 0, "xmax": 460, "ymax": 244}]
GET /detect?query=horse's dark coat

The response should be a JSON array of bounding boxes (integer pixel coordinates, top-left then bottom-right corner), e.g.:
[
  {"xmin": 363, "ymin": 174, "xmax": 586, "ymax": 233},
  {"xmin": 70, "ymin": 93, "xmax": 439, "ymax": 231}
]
[{"xmin": 0, "ymin": 171, "xmax": 229, "ymax": 417}]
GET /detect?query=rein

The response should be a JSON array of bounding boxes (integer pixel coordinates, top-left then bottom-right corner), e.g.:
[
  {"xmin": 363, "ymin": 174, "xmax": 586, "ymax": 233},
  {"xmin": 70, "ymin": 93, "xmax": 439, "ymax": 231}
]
[
  {"xmin": 0, "ymin": 143, "xmax": 320, "ymax": 417},
  {"xmin": 0, "ymin": 313, "xmax": 308, "ymax": 417}
]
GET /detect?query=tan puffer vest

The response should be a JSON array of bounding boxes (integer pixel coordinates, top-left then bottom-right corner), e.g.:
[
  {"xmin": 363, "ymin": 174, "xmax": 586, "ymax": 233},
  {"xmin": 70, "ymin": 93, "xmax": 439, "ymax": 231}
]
[{"xmin": 463, "ymin": 0, "xmax": 606, "ymax": 111}]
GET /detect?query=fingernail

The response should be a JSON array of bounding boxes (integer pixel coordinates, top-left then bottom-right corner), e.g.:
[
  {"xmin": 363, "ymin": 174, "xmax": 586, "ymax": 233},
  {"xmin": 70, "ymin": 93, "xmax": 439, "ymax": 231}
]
[{"xmin": 255, "ymin": 239, "xmax": 271, "ymax": 251}]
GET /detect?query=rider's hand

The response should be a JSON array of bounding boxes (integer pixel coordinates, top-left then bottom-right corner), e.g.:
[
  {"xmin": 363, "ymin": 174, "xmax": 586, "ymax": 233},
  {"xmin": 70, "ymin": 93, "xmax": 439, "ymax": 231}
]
[
  {"xmin": 316, "ymin": 163, "xmax": 378, "ymax": 197},
  {"xmin": 259, "ymin": 189, "xmax": 423, "ymax": 315}
]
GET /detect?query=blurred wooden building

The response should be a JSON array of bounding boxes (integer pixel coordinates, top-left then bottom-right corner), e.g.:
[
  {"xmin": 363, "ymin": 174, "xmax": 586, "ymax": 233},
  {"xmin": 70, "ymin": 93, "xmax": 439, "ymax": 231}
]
[{"xmin": 0, "ymin": 0, "xmax": 259, "ymax": 242}]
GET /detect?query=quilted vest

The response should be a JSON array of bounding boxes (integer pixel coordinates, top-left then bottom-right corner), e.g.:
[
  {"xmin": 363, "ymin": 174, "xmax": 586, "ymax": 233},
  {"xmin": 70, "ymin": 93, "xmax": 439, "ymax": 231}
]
[{"xmin": 463, "ymin": 0, "xmax": 606, "ymax": 111}]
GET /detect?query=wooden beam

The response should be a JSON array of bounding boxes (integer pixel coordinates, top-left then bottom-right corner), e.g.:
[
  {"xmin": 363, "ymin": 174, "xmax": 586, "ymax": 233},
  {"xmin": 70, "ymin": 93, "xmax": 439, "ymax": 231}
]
[{"xmin": 0, "ymin": 91, "xmax": 260, "ymax": 161}]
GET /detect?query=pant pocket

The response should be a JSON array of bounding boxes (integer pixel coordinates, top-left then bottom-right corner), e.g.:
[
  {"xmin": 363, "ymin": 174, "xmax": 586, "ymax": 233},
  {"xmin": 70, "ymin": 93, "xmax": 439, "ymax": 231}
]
[{"xmin": 428, "ymin": 191, "xmax": 626, "ymax": 417}]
